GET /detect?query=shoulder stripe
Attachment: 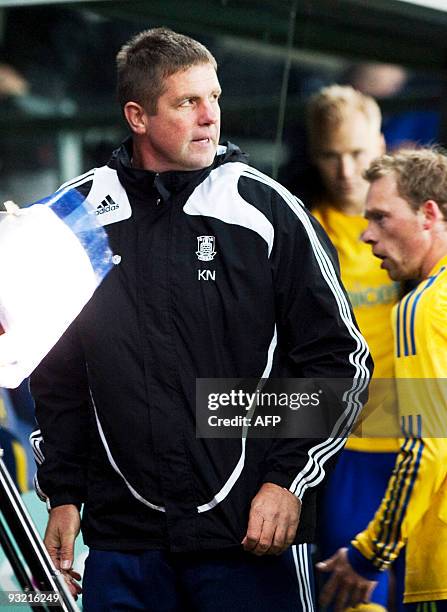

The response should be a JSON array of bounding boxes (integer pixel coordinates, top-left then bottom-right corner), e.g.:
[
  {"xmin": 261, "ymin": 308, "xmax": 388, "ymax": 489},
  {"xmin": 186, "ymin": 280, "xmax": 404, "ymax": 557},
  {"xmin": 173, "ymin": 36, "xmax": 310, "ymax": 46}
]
[
  {"xmin": 396, "ymin": 267, "xmax": 446, "ymax": 358},
  {"xmin": 402, "ymin": 292, "xmax": 412, "ymax": 356},
  {"xmin": 58, "ymin": 169, "xmax": 95, "ymax": 192},
  {"xmin": 240, "ymin": 167, "xmax": 370, "ymax": 498},
  {"xmin": 409, "ymin": 267, "xmax": 445, "ymax": 356},
  {"xmin": 396, "ymin": 299, "xmax": 403, "ymax": 358}
]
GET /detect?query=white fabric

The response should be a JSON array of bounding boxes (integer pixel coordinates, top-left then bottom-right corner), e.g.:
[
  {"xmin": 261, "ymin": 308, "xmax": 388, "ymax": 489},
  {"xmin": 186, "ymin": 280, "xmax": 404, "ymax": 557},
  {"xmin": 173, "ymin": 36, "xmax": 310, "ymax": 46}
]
[
  {"xmin": 0, "ymin": 205, "xmax": 98, "ymax": 388},
  {"xmin": 184, "ymin": 162, "xmax": 274, "ymax": 257}
]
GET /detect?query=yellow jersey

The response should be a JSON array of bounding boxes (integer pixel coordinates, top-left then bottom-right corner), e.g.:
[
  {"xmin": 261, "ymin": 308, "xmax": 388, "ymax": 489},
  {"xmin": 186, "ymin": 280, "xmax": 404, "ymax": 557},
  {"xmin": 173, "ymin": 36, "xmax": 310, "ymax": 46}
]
[
  {"xmin": 312, "ymin": 205, "xmax": 400, "ymax": 452},
  {"xmin": 351, "ymin": 254, "xmax": 447, "ymax": 603},
  {"xmin": 0, "ymin": 388, "xmax": 28, "ymax": 492}
]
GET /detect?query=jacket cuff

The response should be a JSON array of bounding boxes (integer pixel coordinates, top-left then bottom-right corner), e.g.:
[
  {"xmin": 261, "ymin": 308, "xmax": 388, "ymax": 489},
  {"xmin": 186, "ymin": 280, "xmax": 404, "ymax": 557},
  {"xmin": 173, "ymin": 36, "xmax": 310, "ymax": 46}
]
[
  {"xmin": 262, "ymin": 472, "xmax": 302, "ymax": 500},
  {"xmin": 47, "ymin": 492, "xmax": 83, "ymax": 511},
  {"xmin": 347, "ymin": 545, "xmax": 383, "ymax": 581}
]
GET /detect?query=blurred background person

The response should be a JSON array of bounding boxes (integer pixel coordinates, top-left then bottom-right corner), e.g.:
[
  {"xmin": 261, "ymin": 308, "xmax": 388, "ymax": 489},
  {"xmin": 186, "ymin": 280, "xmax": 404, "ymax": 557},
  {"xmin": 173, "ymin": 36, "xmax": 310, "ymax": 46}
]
[
  {"xmin": 343, "ymin": 63, "xmax": 440, "ymax": 151},
  {"xmin": 307, "ymin": 85, "xmax": 401, "ymax": 611}
]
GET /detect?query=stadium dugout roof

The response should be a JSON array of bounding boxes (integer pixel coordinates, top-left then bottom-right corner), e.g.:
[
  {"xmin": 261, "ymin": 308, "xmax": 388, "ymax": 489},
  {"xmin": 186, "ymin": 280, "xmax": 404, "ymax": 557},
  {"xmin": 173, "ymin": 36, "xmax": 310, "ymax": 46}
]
[
  {"xmin": 2, "ymin": 0, "xmax": 447, "ymax": 70},
  {"xmin": 1, "ymin": 0, "xmax": 446, "ymax": 152}
]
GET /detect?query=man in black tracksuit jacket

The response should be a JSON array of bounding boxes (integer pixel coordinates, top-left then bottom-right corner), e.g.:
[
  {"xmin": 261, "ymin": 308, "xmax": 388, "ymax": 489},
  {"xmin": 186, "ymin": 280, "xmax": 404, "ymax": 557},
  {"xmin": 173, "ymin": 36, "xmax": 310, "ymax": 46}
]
[{"xmin": 30, "ymin": 28, "xmax": 372, "ymax": 611}]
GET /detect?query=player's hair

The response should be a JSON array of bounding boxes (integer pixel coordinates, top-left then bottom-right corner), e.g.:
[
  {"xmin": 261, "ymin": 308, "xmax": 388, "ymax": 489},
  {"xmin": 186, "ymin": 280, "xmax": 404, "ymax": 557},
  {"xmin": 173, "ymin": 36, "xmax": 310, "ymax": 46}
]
[
  {"xmin": 306, "ymin": 84, "xmax": 382, "ymax": 150},
  {"xmin": 116, "ymin": 27, "xmax": 217, "ymax": 115},
  {"xmin": 364, "ymin": 147, "xmax": 447, "ymax": 219}
]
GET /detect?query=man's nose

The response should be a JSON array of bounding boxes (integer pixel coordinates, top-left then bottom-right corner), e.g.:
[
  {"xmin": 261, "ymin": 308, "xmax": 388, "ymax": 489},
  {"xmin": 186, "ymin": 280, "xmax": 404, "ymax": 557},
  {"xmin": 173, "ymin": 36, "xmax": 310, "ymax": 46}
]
[
  {"xmin": 338, "ymin": 155, "xmax": 355, "ymax": 179},
  {"xmin": 361, "ymin": 225, "xmax": 374, "ymax": 244},
  {"xmin": 199, "ymin": 100, "xmax": 219, "ymax": 125}
]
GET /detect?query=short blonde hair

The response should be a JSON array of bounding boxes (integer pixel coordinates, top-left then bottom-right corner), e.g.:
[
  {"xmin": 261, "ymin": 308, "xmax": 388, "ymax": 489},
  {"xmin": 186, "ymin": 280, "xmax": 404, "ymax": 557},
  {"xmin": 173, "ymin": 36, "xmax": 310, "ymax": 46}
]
[
  {"xmin": 306, "ymin": 84, "xmax": 382, "ymax": 150},
  {"xmin": 364, "ymin": 147, "xmax": 447, "ymax": 219}
]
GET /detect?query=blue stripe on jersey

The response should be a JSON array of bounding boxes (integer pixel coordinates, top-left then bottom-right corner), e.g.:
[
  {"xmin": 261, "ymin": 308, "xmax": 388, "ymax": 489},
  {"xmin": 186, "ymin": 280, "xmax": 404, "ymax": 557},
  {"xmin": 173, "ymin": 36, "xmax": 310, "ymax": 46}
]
[
  {"xmin": 402, "ymin": 293, "xmax": 412, "ymax": 356},
  {"xmin": 409, "ymin": 269, "xmax": 445, "ymax": 355},
  {"xmin": 396, "ymin": 300, "xmax": 403, "ymax": 358},
  {"xmin": 373, "ymin": 415, "xmax": 422, "ymax": 566},
  {"xmin": 396, "ymin": 268, "xmax": 445, "ymax": 359},
  {"xmin": 382, "ymin": 415, "xmax": 423, "ymax": 564},
  {"xmin": 373, "ymin": 416, "xmax": 412, "ymax": 565},
  {"xmin": 397, "ymin": 286, "xmax": 419, "ymax": 358},
  {"xmin": 376, "ymin": 416, "xmax": 423, "ymax": 565}
]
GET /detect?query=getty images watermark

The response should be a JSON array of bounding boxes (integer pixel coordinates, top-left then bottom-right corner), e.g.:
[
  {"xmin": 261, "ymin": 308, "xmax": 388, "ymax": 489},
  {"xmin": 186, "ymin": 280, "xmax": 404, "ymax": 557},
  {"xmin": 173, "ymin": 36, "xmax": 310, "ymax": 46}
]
[
  {"xmin": 207, "ymin": 387, "xmax": 322, "ymax": 429},
  {"xmin": 196, "ymin": 378, "xmax": 371, "ymax": 439},
  {"xmin": 196, "ymin": 378, "xmax": 447, "ymax": 439}
]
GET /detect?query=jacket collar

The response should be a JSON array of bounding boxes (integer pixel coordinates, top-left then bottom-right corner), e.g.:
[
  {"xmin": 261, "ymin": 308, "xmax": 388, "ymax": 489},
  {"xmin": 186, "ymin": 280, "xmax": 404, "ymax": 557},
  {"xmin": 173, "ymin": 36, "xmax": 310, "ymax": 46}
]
[{"xmin": 111, "ymin": 137, "xmax": 246, "ymax": 203}]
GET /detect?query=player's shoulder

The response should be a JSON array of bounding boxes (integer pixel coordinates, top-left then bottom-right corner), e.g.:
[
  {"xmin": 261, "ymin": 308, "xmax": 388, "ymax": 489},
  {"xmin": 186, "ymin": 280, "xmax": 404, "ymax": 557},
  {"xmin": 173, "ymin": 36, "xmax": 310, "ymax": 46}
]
[
  {"xmin": 58, "ymin": 167, "xmax": 97, "ymax": 195},
  {"xmin": 228, "ymin": 161, "xmax": 311, "ymax": 227},
  {"xmin": 430, "ymin": 272, "xmax": 447, "ymax": 311},
  {"xmin": 423, "ymin": 263, "xmax": 447, "ymax": 301},
  {"xmin": 416, "ymin": 263, "xmax": 447, "ymax": 329},
  {"xmin": 56, "ymin": 163, "xmax": 132, "ymax": 227}
]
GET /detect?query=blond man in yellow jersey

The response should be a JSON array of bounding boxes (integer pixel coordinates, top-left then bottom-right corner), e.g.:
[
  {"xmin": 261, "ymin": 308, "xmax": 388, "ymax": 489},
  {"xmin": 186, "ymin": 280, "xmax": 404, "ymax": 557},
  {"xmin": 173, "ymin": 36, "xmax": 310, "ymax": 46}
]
[
  {"xmin": 308, "ymin": 85, "xmax": 400, "ymax": 611},
  {"xmin": 308, "ymin": 85, "xmax": 399, "ymax": 442},
  {"xmin": 318, "ymin": 148, "xmax": 447, "ymax": 611}
]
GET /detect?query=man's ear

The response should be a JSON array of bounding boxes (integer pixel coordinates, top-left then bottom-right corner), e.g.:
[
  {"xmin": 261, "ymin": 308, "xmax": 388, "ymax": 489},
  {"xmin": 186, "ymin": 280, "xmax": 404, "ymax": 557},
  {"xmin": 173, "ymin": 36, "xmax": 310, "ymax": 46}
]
[
  {"xmin": 378, "ymin": 133, "xmax": 386, "ymax": 155},
  {"xmin": 421, "ymin": 199, "xmax": 442, "ymax": 229},
  {"xmin": 123, "ymin": 102, "xmax": 147, "ymax": 135}
]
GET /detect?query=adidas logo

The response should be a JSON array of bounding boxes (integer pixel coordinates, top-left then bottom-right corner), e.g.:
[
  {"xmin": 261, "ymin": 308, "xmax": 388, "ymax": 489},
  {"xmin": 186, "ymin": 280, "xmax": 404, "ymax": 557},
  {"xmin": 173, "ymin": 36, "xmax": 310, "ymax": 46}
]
[{"xmin": 95, "ymin": 195, "xmax": 119, "ymax": 215}]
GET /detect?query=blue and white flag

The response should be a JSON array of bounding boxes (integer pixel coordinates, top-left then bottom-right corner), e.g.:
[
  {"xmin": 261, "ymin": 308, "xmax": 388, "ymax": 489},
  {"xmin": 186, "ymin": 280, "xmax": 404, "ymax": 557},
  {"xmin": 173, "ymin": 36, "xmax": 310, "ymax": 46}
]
[{"xmin": 0, "ymin": 188, "xmax": 113, "ymax": 388}]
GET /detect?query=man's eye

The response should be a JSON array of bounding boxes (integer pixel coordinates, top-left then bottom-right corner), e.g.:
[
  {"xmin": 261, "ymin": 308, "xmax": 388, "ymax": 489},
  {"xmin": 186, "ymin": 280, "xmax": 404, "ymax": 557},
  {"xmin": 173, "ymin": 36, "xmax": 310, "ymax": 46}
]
[{"xmin": 366, "ymin": 213, "xmax": 385, "ymax": 224}]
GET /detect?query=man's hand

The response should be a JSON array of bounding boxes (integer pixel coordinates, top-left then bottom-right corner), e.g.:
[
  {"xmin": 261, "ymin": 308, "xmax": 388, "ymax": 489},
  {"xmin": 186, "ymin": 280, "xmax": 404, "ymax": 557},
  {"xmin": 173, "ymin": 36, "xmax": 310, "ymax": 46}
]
[
  {"xmin": 316, "ymin": 547, "xmax": 377, "ymax": 612},
  {"xmin": 242, "ymin": 482, "xmax": 301, "ymax": 555},
  {"xmin": 44, "ymin": 504, "xmax": 82, "ymax": 599}
]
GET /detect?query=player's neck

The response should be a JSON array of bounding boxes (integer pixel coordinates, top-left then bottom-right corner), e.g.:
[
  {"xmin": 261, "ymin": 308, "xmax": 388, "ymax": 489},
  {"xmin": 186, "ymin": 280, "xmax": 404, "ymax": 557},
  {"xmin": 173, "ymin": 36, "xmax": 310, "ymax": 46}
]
[
  {"xmin": 330, "ymin": 199, "xmax": 364, "ymax": 217},
  {"xmin": 421, "ymin": 236, "xmax": 447, "ymax": 278}
]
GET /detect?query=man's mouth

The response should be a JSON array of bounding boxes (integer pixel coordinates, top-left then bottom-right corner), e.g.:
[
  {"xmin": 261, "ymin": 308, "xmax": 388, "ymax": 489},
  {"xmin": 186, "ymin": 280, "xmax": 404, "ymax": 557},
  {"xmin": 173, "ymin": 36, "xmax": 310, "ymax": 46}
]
[
  {"xmin": 373, "ymin": 252, "xmax": 387, "ymax": 266},
  {"xmin": 339, "ymin": 182, "xmax": 355, "ymax": 192}
]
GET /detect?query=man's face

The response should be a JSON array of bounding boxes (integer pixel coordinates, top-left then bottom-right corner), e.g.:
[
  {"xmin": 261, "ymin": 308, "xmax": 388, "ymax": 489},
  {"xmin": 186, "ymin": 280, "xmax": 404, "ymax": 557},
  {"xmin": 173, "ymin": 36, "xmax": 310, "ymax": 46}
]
[
  {"xmin": 312, "ymin": 111, "xmax": 384, "ymax": 211},
  {"xmin": 362, "ymin": 174, "xmax": 428, "ymax": 280},
  {"xmin": 138, "ymin": 62, "xmax": 221, "ymax": 172}
]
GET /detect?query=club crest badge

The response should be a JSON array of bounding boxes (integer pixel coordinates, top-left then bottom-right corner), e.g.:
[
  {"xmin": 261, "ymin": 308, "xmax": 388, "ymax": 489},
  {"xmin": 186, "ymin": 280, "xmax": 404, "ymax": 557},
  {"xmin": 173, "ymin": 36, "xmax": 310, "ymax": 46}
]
[{"xmin": 196, "ymin": 236, "xmax": 216, "ymax": 262}]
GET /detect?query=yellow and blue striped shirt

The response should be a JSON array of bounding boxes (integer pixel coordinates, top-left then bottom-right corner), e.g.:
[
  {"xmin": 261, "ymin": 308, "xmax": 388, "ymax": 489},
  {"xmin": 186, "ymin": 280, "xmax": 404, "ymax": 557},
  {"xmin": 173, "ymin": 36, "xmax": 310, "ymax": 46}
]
[{"xmin": 352, "ymin": 254, "xmax": 447, "ymax": 603}]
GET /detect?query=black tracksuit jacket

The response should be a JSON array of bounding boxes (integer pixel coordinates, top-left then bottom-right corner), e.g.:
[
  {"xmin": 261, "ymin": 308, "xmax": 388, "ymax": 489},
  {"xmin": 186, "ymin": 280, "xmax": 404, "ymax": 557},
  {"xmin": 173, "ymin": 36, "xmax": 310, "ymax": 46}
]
[{"xmin": 30, "ymin": 139, "xmax": 372, "ymax": 552}]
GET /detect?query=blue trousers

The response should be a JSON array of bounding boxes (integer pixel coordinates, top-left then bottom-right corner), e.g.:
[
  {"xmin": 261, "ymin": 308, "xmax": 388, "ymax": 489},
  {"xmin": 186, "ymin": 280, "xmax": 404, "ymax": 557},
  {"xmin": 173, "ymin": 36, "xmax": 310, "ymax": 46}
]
[
  {"xmin": 394, "ymin": 551, "xmax": 447, "ymax": 612},
  {"xmin": 82, "ymin": 545, "xmax": 315, "ymax": 612},
  {"xmin": 318, "ymin": 449, "xmax": 398, "ymax": 609}
]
